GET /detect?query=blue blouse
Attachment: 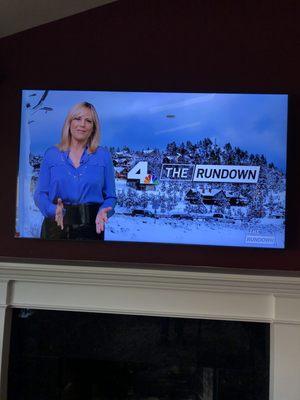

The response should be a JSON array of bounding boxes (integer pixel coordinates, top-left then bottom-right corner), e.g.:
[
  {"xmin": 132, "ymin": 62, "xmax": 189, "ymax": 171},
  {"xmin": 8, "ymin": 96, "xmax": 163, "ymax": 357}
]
[{"xmin": 34, "ymin": 146, "xmax": 117, "ymax": 218}]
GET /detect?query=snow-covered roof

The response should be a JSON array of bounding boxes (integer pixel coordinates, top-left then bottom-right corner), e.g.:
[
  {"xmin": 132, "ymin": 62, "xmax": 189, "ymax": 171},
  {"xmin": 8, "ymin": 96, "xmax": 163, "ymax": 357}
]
[
  {"xmin": 114, "ymin": 158, "xmax": 129, "ymax": 164},
  {"xmin": 186, "ymin": 189, "xmax": 198, "ymax": 195},
  {"xmin": 115, "ymin": 151, "xmax": 131, "ymax": 157},
  {"xmin": 225, "ymin": 191, "xmax": 234, "ymax": 198},
  {"xmin": 163, "ymin": 155, "xmax": 177, "ymax": 161},
  {"xmin": 115, "ymin": 167, "xmax": 126, "ymax": 173},
  {"xmin": 142, "ymin": 149, "xmax": 155, "ymax": 154},
  {"xmin": 201, "ymin": 189, "xmax": 222, "ymax": 197}
]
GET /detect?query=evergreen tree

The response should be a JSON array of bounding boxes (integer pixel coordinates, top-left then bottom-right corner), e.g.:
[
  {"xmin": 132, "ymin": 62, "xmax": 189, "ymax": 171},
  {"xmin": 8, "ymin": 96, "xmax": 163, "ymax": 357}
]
[
  {"xmin": 268, "ymin": 192, "xmax": 275, "ymax": 216},
  {"xmin": 124, "ymin": 189, "xmax": 138, "ymax": 209},
  {"xmin": 140, "ymin": 192, "xmax": 149, "ymax": 210},
  {"xmin": 151, "ymin": 196, "xmax": 160, "ymax": 216},
  {"xmin": 166, "ymin": 141, "xmax": 178, "ymax": 156},
  {"xmin": 117, "ymin": 190, "xmax": 126, "ymax": 207},
  {"xmin": 223, "ymin": 142, "xmax": 235, "ymax": 164},
  {"xmin": 247, "ymin": 187, "xmax": 266, "ymax": 219}
]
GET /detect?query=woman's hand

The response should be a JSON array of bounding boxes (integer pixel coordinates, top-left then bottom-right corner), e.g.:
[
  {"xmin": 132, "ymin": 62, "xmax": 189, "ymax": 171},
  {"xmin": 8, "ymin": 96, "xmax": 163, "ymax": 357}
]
[
  {"xmin": 55, "ymin": 198, "xmax": 64, "ymax": 230},
  {"xmin": 95, "ymin": 207, "xmax": 112, "ymax": 234}
]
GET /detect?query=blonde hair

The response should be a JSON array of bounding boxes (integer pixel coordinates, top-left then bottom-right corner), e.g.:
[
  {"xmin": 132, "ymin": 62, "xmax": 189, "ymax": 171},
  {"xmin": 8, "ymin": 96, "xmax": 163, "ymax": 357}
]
[{"xmin": 57, "ymin": 102, "xmax": 100, "ymax": 153}]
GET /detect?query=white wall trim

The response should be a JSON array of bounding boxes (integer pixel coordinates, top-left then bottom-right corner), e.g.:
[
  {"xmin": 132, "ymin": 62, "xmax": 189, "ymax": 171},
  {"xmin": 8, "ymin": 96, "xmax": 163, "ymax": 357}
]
[
  {"xmin": 1, "ymin": 261, "xmax": 300, "ymax": 399},
  {"xmin": 0, "ymin": 261, "xmax": 300, "ymax": 323},
  {"xmin": 0, "ymin": 261, "xmax": 300, "ymax": 294}
]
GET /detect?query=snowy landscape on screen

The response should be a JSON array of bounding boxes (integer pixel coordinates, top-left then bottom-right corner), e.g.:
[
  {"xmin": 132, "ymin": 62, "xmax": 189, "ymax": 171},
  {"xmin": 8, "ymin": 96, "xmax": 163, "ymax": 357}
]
[{"xmin": 16, "ymin": 90, "xmax": 287, "ymax": 248}]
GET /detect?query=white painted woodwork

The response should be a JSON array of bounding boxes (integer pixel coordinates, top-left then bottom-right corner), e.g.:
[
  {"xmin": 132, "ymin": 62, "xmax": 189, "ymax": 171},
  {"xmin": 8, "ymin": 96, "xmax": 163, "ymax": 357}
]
[{"xmin": 0, "ymin": 261, "xmax": 300, "ymax": 399}]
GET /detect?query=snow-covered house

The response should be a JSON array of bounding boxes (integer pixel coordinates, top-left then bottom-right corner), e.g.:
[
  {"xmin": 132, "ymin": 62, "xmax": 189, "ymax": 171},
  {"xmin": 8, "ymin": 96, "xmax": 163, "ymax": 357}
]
[
  {"xmin": 127, "ymin": 177, "xmax": 156, "ymax": 191},
  {"xmin": 162, "ymin": 152, "xmax": 189, "ymax": 164},
  {"xmin": 199, "ymin": 188, "xmax": 226, "ymax": 205},
  {"xmin": 200, "ymin": 188, "xmax": 248, "ymax": 206},
  {"xmin": 185, "ymin": 189, "xmax": 203, "ymax": 204},
  {"xmin": 115, "ymin": 167, "xmax": 128, "ymax": 180},
  {"xmin": 113, "ymin": 151, "xmax": 132, "ymax": 167},
  {"xmin": 163, "ymin": 155, "xmax": 177, "ymax": 164},
  {"xmin": 225, "ymin": 191, "xmax": 248, "ymax": 206}
]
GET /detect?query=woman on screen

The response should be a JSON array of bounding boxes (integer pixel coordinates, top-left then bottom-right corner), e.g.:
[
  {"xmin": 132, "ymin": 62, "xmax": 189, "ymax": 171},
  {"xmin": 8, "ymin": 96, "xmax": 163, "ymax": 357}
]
[{"xmin": 34, "ymin": 102, "xmax": 116, "ymax": 240}]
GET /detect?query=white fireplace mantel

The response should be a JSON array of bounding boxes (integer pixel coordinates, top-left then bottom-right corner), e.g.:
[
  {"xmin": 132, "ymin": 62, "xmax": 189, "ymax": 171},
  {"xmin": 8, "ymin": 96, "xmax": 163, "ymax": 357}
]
[{"xmin": 0, "ymin": 260, "xmax": 300, "ymax": 400}]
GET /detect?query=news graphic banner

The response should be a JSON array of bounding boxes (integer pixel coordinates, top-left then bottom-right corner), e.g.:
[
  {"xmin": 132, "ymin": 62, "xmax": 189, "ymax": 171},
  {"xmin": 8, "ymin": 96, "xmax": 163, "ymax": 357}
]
[
  {"xmin": 160, "ymin": 164, "xmax": 260, "ymax": 183},
  {"xmin": 16, "ymin": 90, "xmax": 288, "ymax": 248}
]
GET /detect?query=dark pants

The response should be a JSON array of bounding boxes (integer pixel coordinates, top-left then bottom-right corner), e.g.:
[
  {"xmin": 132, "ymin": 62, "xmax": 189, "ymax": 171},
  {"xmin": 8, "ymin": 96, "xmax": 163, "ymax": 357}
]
[
  {"xmin": 40, "ymin": 203, "xmax": 104, "ymax": 241},
  {"xmin": 41, "ymin": 219, "xmax": 104, "ymax": 240}
]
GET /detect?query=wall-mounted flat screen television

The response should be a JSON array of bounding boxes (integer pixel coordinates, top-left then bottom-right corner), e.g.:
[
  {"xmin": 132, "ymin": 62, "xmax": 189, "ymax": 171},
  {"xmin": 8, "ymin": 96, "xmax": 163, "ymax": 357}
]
[{"xmin": 15, "ymin": 90, "xmax": 288, "ymax": 249}]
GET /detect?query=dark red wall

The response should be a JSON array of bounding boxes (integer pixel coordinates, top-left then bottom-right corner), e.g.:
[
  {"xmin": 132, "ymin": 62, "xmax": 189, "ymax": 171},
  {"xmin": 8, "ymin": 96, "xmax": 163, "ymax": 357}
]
[{"xmin": 1, "ymin": 0, "xmax": 300, "ymax": 270}]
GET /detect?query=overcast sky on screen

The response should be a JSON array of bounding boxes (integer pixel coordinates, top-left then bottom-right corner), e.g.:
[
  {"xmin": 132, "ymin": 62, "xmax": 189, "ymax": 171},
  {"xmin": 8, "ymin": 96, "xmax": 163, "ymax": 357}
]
[{"xmin": 23, "ymin": 90, "xmax": 288, "ymax": 171}]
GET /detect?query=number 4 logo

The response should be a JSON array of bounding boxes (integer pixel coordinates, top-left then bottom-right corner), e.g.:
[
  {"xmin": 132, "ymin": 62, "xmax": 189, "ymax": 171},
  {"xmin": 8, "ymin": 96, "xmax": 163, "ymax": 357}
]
[{"xmin": 127, "ymin": 161, "xmax": 148, "ymax": 183}]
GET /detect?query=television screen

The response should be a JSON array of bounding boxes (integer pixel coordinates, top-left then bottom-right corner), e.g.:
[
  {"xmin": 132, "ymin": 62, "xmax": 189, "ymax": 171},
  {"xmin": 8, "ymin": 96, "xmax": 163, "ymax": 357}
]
[{"xmin": 16, "ymin": 90, "xmax": 288, "ymax": 248}]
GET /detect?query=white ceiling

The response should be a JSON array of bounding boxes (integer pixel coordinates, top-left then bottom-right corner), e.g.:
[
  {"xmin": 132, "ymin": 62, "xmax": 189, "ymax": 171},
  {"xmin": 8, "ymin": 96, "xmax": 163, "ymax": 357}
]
[{"xmin": 0, "ymin": 0, "xmax": 117, "ymax": 39}]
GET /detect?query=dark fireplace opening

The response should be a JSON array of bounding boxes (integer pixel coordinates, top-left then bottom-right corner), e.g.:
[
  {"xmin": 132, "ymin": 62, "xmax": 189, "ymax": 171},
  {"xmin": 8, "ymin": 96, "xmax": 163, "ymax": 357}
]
[{"xmin": 8, "ymin": 309, "xmax": 269, "ymax": 400}]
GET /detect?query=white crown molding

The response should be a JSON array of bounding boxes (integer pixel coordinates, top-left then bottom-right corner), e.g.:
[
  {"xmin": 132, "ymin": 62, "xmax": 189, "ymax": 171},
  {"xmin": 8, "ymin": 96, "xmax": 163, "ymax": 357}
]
[
  {"xmin": 0, "ymin": 261, "xmax": 300, "ymax": 324},
  {"xmin": 0, "ymin": 261, "xmax": 300, "ymax": 295}
]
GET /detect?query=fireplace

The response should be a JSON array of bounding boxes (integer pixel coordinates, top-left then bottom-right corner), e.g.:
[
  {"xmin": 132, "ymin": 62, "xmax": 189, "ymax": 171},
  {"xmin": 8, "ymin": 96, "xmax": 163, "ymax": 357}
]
[
  {"xmin": 8, "ymin": 309, "xmax": 269, "ymax": 399},
  {"xmin": 0, "ymin": 261, "xmax": 300, "ymax": 399}
]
